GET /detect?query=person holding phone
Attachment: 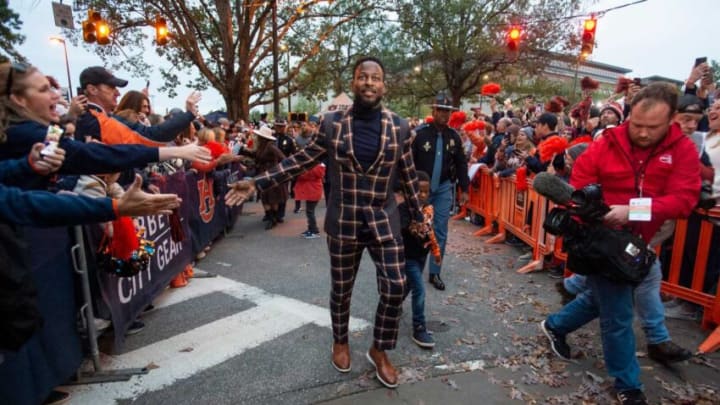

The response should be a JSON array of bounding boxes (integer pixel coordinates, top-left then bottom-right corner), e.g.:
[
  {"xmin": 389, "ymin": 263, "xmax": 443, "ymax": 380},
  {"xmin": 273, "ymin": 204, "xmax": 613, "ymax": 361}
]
[{"xmin": 684, "ymin": 57, "xmax": 715, "ymax": 132}]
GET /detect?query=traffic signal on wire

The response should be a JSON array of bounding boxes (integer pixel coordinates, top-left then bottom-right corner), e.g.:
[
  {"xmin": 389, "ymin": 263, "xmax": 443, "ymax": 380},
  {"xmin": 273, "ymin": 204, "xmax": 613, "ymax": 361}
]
[
  {"xmin": 581, "ymin": 18, "xmax": 597, "ymax": 57},
  {"xmin": 82, "ymin": 10, "xmax": 99, "ymax": 43},
  {"xmin": 82, "ymin": 10, "xmax": 110, "ymax": 45},
  {"xmin": 95, "ymin": 18, "xmax": 110, "ymax": 45},
  {"xmin": 506, "ymin": 26, "xmax": 522, "ymax": 53},
  {"xmin": 155, "ymin": 16, "xmax": 169, "ymax": 46}
]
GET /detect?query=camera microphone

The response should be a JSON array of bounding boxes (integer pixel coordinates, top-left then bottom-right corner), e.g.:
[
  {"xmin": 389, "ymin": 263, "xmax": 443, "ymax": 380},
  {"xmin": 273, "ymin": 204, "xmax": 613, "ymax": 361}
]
[{"xmin": 532, "ymin": 172, "xmax": 575, "ymax": 205}]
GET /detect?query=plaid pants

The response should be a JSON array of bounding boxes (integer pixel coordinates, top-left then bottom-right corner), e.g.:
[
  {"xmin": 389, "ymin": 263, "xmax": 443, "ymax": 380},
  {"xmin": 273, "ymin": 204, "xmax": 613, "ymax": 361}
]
[{"xmin": 327, "ymin": 232, "xmax": 406, "ymax": 350}]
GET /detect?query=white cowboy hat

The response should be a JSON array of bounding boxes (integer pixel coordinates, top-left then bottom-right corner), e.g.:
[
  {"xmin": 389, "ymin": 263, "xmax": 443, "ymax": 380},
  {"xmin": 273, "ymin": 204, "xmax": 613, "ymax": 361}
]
[{"xmin": 252, "ymin": 126, "xmax": 276, "ymax": 141}]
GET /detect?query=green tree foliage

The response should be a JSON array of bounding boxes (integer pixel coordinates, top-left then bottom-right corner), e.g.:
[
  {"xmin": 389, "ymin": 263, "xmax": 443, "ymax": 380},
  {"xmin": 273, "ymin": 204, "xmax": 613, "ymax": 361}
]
[
  {"xmin": 388, "ymin": 0, "xmax": 584, "ymax": 109},
  {"xmin": 68, "ymin": 0, "xmax": 377, "ymax": 120},
  {"xmin": 0, "ymin": 1, "xmax": 26, "ymax": 62},
  {"xmin": 291, "ymin": 4, "xmax": 395, "ymax": 105}
]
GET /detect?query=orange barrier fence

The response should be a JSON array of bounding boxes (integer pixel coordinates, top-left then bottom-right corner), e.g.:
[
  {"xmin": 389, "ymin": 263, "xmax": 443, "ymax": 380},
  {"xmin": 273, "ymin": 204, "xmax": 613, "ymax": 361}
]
[
  {"xmin": 661, "ymin": 208, "xmax": 720, "ymax": 353},
  {"xmin": 461, "ymin": 170, "xmax": 720, "ymax": 353}
]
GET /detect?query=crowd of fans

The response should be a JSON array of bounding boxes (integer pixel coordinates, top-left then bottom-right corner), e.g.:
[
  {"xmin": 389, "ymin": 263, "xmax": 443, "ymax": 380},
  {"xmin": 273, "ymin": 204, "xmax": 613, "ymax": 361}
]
[
  {"xmin": 419, "ymin": 60, "xmax": 720, "ymax": 305},
  {"xmin": 1, "ymin": 55, "xmax": 718, "ymax": 404}
]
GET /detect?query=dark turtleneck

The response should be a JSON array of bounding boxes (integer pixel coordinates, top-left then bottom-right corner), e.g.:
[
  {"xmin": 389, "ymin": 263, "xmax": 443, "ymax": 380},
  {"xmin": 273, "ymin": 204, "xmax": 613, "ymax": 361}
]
[{"xmin": 351, "ymin": 100, "xmax": 382, "ymax": 172}]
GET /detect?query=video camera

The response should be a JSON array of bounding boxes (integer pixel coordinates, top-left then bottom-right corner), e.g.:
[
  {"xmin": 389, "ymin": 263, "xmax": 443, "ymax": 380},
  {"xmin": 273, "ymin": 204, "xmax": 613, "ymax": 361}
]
[
  {"xmin": 532, "ymin": 172, "xmax": 654, "ymax": 283},
  {"xmin": 532, "ymin": 171, "xmax": 609, "ymax": 237},
  {"xmin": 543, "ymin": 183, "xmax": 609, "ymax": 237}
]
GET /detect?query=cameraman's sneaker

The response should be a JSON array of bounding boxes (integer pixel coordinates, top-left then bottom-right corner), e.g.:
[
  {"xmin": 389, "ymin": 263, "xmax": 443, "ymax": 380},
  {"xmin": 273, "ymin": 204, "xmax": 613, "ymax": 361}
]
[
  {"xmin": 647, "ymin": 341, "xmax": 692, "ymax": 364},
  {"xmin": 302, "ymin": 231, "xmax": 320, "ymax": 239},
  {"xmin": 412, "ymin": 324, "xmax": 435, "ymax": 349},
  {"xmin": 616, "ymin": 389, "xmax": 647, "ymax": 405},
  {"xmin": 540, "ymin": 320, "xmax": 571, "ymax": 360}
]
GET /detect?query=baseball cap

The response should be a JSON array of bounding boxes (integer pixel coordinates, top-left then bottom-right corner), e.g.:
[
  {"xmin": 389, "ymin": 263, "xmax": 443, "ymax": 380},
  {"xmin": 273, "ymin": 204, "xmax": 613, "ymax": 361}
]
[
  {"xmin": 79, "ymin": 66, "xmax": 129, "ymax": 89},
  {"xmin": 677, "ymin": 94, "xmax": 704, "ymax": 114}
]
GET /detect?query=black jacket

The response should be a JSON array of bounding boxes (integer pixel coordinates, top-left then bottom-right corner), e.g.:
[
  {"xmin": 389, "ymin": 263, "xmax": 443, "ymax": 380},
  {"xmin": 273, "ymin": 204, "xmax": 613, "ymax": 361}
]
[
  {"xmin": 0, "ymin": 223, "xmax": 41, "ymax": 352},
  {"xmin": 411, "ymin": 124, "xmax": 470, "ymax": 192}
]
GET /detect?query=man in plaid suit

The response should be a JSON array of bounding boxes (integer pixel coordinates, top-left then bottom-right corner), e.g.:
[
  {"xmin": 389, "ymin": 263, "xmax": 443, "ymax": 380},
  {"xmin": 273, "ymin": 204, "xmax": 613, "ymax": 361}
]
[{"xmin": 226, "ymin": 57, "xmax": 425, "ymax": 389}]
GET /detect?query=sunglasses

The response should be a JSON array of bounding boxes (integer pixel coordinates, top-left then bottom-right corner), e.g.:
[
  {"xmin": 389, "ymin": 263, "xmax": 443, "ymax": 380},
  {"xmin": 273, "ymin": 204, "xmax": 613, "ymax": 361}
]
[{"xmin": 5, "ymin": 61, "xmax": 30, "ymax": 96}]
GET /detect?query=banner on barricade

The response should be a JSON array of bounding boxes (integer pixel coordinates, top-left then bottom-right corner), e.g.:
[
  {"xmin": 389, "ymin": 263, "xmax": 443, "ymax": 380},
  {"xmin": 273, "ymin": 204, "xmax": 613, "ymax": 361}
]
[
  {"xmin": 96, "ymin": 172, "xmax": 193, "ymax": 349},
  {"xmin": 188, "ymin": 170, "xmax": 230, "ymax": 255}
]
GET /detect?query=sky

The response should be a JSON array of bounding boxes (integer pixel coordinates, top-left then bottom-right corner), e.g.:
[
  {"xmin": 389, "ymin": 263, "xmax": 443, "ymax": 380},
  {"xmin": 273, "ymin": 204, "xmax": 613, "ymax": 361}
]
[{"xmin": 8, "ymin": 0, "xmax": 720, "ymax": 114}]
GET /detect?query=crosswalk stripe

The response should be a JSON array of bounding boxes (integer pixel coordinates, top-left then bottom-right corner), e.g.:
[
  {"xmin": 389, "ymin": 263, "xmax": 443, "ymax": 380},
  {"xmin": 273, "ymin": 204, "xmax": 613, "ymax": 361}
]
[{"xmin": 66, "ymin": 276, "xmax": 371, "ymax": 403}]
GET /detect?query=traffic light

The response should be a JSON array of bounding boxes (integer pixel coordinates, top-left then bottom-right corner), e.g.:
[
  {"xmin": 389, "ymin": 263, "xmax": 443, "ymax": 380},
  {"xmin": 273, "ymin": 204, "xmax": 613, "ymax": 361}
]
[
  {"xmin": 82, "ymin": 10, "xmax": 100, "ymax": 43},
  {"xmin": 506, "ymin": 26, "xmax": 522, "ymax": 53},
  {"xmin": 155, "ymin": 16, "xmax": 169, "ymax": 46},
  {"xmin": 82, "ymin": 10, "xmax": 110, "ymax": 45},
  {"xmin": 96, "ymin": 18, "xmax": 110, "ymax": 45},
  {"xmin": 581, "ymin": 18, "xmax": 597, "ymax": 57}
]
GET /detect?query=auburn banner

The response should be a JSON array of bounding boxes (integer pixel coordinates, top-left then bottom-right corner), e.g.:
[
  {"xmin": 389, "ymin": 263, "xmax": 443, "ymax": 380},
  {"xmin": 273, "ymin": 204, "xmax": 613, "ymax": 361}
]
[{"xmin": 96, "ymin": 169, "xmax": 240, "ymax": 350}]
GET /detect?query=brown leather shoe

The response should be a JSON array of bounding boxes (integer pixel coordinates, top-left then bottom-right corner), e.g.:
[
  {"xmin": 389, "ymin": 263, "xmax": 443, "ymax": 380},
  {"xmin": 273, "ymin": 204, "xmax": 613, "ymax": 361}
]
[
  {"xmin": 366, "ymin": 347, "xmax": 398, "ymax": 388},
  {"xmin": 331, "ymin": 343, "xmax": 351, "ymax": 373}
]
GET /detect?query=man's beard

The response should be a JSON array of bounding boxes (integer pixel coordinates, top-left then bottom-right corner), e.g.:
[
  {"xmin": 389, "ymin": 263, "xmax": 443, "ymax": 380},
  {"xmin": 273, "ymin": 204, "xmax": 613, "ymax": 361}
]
[{"xmin": 354, "ymin": 94, "xmax": 383, "ymax": 109}]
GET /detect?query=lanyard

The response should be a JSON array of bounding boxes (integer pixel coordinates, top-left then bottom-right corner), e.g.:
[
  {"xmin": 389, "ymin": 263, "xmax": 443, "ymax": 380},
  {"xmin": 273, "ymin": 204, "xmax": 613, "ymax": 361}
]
[{"xmin": 620, "ymin": 143, "xmax": 657, "ymax": 198}]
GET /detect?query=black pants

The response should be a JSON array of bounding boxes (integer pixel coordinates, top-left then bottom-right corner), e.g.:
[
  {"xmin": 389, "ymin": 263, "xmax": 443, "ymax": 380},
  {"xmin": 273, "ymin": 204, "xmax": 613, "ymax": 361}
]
[{"xmin": 305, "ymin": 201, "xmax": 319, "ymax": 233}]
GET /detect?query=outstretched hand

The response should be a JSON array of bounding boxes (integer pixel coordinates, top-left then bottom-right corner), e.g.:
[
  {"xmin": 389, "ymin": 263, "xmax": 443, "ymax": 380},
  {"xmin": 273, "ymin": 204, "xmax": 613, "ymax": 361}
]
[
  {"xmin": 117, "ymin": 174, "xmax": 182, "ymax": 216},
  {"xmin": 225, "ymin": 179, "xmax": 256, "ymax": 207}
]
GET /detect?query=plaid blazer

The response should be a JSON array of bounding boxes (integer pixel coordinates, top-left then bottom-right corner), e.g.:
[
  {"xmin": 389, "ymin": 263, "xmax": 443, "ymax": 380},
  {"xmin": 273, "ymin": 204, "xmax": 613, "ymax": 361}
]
[{"xmin": 254, "ymin": 107, "xmax": 423, "ymax": 242}]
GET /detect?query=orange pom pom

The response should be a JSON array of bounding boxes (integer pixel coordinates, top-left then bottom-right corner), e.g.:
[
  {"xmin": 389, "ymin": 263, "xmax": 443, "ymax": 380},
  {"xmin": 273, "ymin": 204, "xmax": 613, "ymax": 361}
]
[
  {"xmin": 569, "ymin": 135, "xmax": 592, "ymax": 147},
  {"xmin": 580, "ymin": 76, "xmax": 600, "ymax": 91},
  {"xmin": 538, "ymin": 136, "xmax": 569, "ymax": 163},
  {"xmin": 462, "ymin": 120, "xmax": 486, "ymax": 132},
  {"xmin": 516, "ymin": 166, "xmax": 528, "ymax": 191},
  {"xmin": 109, "ymin": 217, "xmax": 140, "ymax": 260},
  {"xmin": 448, "ymin": 111, "xmax": 467, "ymax": 129},
  {"xmin": 615, "ymin": 77, "xmax": 633, "ymax": 94},
  {"xmin": 481, "ymin": 83, "xmax": 501, "ymax": 95},
  {"xmin": 205, "ymin": 141, "xmax": 226, "ymax": 159}
]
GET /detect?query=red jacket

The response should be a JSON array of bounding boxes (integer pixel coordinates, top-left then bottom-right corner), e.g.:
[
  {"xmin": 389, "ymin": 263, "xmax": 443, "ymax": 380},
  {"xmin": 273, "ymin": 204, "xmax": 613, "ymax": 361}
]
[
  {"xmin": 570, "ymin": 121, "xmax": 700, "ymax": 243},
  {"xmin": 294, "ymin": 164, "xmax": 325, "ymax": 201}
]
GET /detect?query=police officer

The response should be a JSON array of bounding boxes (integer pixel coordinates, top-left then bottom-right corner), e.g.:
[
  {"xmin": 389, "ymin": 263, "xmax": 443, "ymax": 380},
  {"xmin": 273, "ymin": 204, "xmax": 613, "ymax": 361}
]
[{"xmin": 411, "ymin": 93, "xmax": 470, "ymax": 291}]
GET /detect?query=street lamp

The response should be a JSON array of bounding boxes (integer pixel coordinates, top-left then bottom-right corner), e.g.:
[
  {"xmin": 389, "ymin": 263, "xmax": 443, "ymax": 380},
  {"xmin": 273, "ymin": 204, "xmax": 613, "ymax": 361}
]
[
  {"xmin": 271, "ymin": 0, "xmax": 280, "ymax": 118},
  {"xmin": 279, "ymin": 43, "xmax": 291, "ymax": 112},
  {"xmin": 50, "ymin": 36, "xmax": 73, "ymax": 99}
]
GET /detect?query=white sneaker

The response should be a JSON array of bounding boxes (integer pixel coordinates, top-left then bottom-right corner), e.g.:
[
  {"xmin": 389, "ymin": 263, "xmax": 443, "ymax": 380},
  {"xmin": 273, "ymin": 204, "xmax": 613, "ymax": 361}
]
[
  {"xmin": 664, "ymin": 302, "xmax": 699, "ymax": 321},
  {"xmin": 93, "ymin": 318, "xmax": 111, "ymax": 331},
  {"xmin": 517, "ymin": 252, "xmax": 533, "ymax": 262}
]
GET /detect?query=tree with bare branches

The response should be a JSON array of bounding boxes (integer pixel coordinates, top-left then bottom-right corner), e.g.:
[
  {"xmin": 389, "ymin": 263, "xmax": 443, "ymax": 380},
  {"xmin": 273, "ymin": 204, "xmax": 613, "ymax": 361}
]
[{"xmin": 68, "ymin": 1, "xmax": 379, "ymax": 120}]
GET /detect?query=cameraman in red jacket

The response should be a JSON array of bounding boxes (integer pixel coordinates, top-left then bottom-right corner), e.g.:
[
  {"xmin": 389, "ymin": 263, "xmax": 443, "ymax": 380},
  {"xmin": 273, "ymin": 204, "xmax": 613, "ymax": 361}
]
[{"xmin": 541, "ymin": 83, "xmax": 700, "ymax": 405}]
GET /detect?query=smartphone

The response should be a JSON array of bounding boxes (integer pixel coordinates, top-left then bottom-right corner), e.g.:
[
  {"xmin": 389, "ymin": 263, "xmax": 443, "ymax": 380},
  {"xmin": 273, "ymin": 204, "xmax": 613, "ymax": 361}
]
[
  {"xmin": 695, "ymin": 57, "xmax": 707, "ymax": 67},
  {"xmin": 146, "ymin": 80, "xmax": 150, "ymax": 88},
  {"xmin": 76, "ymin": 87, "xmax": 83, "ymax": 96}
]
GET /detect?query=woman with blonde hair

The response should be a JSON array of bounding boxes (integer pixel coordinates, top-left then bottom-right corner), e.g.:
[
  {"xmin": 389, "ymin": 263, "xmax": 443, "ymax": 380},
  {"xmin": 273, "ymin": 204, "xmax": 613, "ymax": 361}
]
[{"xmin": 0, "ymin": 62, "xmax": 210, "ymax": 177}]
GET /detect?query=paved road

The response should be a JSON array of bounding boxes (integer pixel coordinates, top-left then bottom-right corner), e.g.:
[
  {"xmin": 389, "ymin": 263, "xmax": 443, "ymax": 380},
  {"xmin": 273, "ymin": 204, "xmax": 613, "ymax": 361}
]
[{"xmin": 66, "ymin": 201, "xmax": 720, "ymax": 404}]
